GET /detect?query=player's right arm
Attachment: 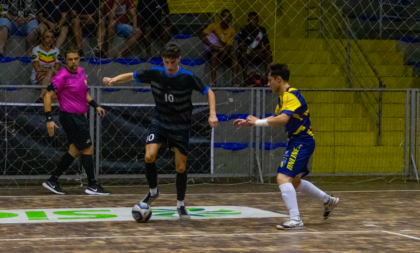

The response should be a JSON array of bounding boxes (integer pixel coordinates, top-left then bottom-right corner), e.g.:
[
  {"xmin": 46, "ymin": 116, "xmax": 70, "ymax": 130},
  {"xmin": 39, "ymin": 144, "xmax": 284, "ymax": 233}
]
[
  {"xmin": 102, "ymin": 73, "xmax": 135, "ymax": 86},
  {"xmin": 44, "ymin": 89, "xmax": 59, "ymax": 137}
]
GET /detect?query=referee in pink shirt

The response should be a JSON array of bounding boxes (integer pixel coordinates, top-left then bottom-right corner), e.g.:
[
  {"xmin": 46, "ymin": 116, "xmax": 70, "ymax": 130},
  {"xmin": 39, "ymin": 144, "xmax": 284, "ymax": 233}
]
[{"xmin": 42, "ymin": 46, "xmax": 109, "ymax": 195}]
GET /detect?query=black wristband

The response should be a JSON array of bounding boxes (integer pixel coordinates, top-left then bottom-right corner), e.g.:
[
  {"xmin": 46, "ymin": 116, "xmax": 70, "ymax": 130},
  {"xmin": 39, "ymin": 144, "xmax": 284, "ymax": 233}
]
[
  {"xmin": 45, "ymin": 111, "xmax": 53, "ymax": 122},
  {"xmin": 89, "ymin": 100, "xmax": 99, "ymax": 109}
]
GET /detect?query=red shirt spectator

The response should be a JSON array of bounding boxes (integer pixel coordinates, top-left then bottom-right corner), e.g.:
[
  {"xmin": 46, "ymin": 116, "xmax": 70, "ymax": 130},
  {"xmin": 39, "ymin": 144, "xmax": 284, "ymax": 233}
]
[{"xmin": 104, "ymin": 0, "xmax": 134, "ymax": 24}]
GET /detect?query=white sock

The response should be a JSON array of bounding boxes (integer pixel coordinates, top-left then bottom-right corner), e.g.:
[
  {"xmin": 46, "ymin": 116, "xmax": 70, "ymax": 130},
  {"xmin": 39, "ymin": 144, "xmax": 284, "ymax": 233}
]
[
  {"xmin": 297, "ymin": 180, "xmax": 330, "ymax": 204},
  {"xmin": 177, "ymin": 200, "xmax": 184, "ymax": 208},
  {"xmin": 279, "ymin": 183, "xmax": 300, "ymax": 221},
  {"xmin": 150, "ymin": 187, "xmax": 158, "ymax": 196}
]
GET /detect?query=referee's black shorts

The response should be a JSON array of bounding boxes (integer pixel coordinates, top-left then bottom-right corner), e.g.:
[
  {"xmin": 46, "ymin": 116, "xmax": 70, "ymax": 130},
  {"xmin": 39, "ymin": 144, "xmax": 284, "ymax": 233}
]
[
  {"xmin": 59, "ymin": 111, "xmax": 92, "ymax": 151},
  {"xmin": 146, "ymin": 124, "xmax": 190, "ymax": 156}
]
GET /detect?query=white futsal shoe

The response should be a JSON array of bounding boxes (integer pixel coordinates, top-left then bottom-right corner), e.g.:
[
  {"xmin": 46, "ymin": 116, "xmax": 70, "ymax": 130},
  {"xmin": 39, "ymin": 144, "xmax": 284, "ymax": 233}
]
[
  {"xmin": 323, "ymin": 196, "xmax": 339, "ymax": 220},
  {"xmin": 276, "ymin": 219, "xmax": 304, "ymax": 230}
]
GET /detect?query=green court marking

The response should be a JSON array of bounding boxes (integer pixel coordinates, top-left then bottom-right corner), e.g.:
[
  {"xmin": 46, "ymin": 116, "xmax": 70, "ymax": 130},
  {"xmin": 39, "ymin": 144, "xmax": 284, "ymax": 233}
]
[
  {"xmin": 25, "ymin": 211, "xmax": 48, "ymax": 220},
  {"xmin": 0, "ymin": 206, "xmax": 287, "ymax": 223},
  {"xmin": 0, "ymin": 212, "xmax": 19, "ymax": 219},
  {"xmin": 53, "ymin": 210, "xmax": 118, "ymax": 220}
]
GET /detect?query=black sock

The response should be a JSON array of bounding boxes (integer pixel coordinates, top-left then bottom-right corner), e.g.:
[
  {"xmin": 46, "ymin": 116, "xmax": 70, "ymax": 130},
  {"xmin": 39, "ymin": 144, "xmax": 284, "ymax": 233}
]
[
  {"xmin": 49, "ymin": 153, "xmax": 75, "ymax": 183},
  {"xmin": 81, "ymin": 155, "xmax": 97, "ymax": 186},
  {"xmin": 145, "ymin": 162, "xmax": 158, "ymax": 189},
  {"xmin": 176, "ymin": 171, "xmax": 187, "ymax": 201}
]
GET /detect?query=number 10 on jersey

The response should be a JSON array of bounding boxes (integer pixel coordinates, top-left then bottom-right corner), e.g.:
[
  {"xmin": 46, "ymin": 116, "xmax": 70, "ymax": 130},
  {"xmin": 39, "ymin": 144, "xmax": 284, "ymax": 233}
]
[{"xmin": 165, "ymin": 94, "xmax": 174, "ymax": 102}]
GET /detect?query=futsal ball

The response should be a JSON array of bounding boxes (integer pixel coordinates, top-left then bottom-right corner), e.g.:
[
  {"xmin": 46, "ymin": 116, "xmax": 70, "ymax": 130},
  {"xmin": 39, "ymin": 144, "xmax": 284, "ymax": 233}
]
[{"xmin": 132, "ymin": 202, "xmax": 152, "ymax": 223}]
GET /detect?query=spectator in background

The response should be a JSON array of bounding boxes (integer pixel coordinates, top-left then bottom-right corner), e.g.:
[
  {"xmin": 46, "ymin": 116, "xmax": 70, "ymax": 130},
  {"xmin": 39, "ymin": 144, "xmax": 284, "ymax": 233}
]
[
  {"xmin": 37, "ymin": 0, "xmax": 73, "ymax": 53},
  {"xmin": 71, "ymin": 0, "xmax": 107, "ymax": 58},
  {"xmin": 31, "ymin": 29, "xmax": 60, "ymax": 103},
  {"xmin": 238, "ymin": 12, "xmax": 272, "ymax": 85},
  {"xmin": 105, "ymin": 0, "xmax": 142, "ymax": 58},
  {"xmin": 137, "ymin": 0, "xmax": 171, "ymax": 60},
  {"xmin": 0, "ymin": 0, "xmax": 39, "ymax": 57},
  {"xmin": 201, "ymin": 9, "xmax": 238, "ymax": 87}
]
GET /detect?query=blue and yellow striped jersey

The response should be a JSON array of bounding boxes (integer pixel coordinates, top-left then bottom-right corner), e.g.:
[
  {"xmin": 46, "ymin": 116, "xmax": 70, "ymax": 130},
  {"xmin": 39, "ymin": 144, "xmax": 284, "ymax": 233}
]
[{"xmin": 275, "ymin": 87, "xmax": 314, "ymax": 139}]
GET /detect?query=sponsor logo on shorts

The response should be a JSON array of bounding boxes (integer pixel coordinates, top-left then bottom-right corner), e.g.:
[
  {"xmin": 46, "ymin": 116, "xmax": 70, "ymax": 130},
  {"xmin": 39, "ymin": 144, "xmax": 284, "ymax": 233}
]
[
  {"xmin": 287, "ymin": 145, "xmax": 301, "ymax": 171},
  {"xmin": 86, "ymin": 139, "xmax": 91, "ymax": 144}
]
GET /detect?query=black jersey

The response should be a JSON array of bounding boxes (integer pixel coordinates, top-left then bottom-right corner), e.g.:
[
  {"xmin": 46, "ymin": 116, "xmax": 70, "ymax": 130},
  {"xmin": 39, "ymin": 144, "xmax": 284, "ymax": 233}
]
[{"xmin": 133, "ymin": 66, "xmax": 209, "ymax": 131}]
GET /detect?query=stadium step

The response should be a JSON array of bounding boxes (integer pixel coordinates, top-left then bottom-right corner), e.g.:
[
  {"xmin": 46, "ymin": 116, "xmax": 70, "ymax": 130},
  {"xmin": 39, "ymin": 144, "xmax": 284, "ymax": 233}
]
[
  {"xmin": 312, "ymin": 146, "xmax": 404, "ymax": 173},
  {"xmin": 315, "ymin": 131, "xmax": 405, "ymax": 146},
  {"xmin": 358, "ymin": 40, "xmax": 398, "ymax": 52},
  {"xmin": 288, "ymin": 64, "xmax": 345, "ymax": 77},
  {"xmin": 291, "ymin": 76, "xmax": 347, "ymax": 88}
]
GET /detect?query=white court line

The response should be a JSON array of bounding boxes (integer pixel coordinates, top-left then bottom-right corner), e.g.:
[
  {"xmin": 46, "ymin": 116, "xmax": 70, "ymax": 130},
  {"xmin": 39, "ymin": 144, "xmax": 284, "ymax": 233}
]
[
  {"xmin": 0, "ymin": 230, "xmax": 383, "ymax": 242},
  {"xmin": 0, "ymin": 189, "xmax": 420, "ymax": 198},
  {"xmin": 382, "ymin": 231, "xmax": 420, "ymax": 241}
]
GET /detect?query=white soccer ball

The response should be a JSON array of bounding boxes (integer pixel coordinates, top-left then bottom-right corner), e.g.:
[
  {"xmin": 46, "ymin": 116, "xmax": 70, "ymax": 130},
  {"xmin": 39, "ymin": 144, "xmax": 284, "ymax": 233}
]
[{"xmin": 132, "ymin": 202, "xmax": 152, "ymax": 223}]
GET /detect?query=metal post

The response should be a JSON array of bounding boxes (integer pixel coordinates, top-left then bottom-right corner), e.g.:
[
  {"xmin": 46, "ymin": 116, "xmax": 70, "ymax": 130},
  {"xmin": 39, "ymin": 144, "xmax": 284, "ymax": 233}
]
[
  {"xmin": 404, "ymin": 90, "xmax": 409, "ymax": 176},
  {"xmin": 255, "ymin": 90, "xmax": 263, "ymax": 183},
  {"xmin": 378, "ymin": 89, "xmax": 383, "ymax": 145},
  {"xmin": 4, "ymin": 89, "xmax": 7, "ymax": 174},
  {"xmin": 410, "ymin": 90, "xmax": 416, "ymax": 179},
  {"xmin": 346, "ymin": 29, "xmax": 351, "ymax": 88},
  {"xmin": 249, "ymin": 90, "xmax": 254, "ymax": 177},
  {"xmin": 305, "ymin": 0, "xmax": 309, "ymax": 38},
  {"xmin": 379, "ymin": 0, "xmax": 383, "ymax": 39},
  {"xmin": 319, "ymin": 0, "xmax": 323, "ymax": 38},
  {"xmin": 89, "ymin": 88, "xmax": 95, "ymax": 145},
  {"xmin": 416, "ymin": 90, "xmax": 419, "ymax": 174},
  {"xmin": 95, "ymin": 88, "xmax": 101, "ymax": 177},
  {"xmin": 262, "ymin": 90, "xmax": 266, "ymax": 181}
]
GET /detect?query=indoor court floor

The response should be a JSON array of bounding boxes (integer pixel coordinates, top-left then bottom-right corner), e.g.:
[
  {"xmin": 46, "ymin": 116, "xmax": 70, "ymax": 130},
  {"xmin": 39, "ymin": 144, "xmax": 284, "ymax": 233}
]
[{"xmin": 0, "ymin": 181, "xmax": 419, "ymax": 252}]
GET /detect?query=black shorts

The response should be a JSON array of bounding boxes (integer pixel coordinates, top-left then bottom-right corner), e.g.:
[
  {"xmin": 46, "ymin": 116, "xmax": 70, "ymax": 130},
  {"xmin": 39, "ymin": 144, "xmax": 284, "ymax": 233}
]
[
  {"xmin": 146, "ymin": 124, "xmax": 190, "ymax": 156},
  {"xmin": 59, "ymin": 111, "xmax": 92, "ymax": 151}
]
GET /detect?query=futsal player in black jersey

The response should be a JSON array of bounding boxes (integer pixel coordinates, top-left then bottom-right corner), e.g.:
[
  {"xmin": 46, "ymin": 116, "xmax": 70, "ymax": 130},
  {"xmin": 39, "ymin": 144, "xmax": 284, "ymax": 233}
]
[{"xmin": 103, "ymin": 44, "xmax": 218, "ymax": 220}]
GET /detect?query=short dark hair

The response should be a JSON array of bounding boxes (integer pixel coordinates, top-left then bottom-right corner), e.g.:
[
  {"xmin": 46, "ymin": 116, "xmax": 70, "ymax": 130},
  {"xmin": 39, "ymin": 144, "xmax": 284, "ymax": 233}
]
[
  {"xmin": 221, "ymin": 9, "xmax": 231, "ymax": 16},
  {"xmin": 248, "ymin": 12, "xmax": 258, "ymax": 18},
  {"xmin": 65, "ymin": 46, "xmax": 79, "ymax": 59},
  {"xmin": 269, "ymin": 64, "xmax": 290, "ymax": 82},
  {"xmin": 160, "ymin": 43, "xmax": 181, "ymax": 59}
]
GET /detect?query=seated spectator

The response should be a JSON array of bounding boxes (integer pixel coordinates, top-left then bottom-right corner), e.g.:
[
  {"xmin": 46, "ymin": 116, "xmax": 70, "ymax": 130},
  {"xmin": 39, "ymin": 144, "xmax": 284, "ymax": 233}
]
[
  {"xmin": 137, "ymin": 0, "xmax": 171, "ymax": 59},
  {"xmin": 238, "ymin": 12, "xmax": 272, "ymax": 84},
  {"xmin": 71, "ymin": 0, "xmax": 107, "ymax": 58},
  {"xmin": 31, "ymin": 29, "xmax": 60, "ymax": 103},
  {"xmin": 0, "ymin": 0, "xmax": 39, "ymax": 57},
  {"xmin": 105, "ymin": 0, "xmax": 142, "ymax": 58},
  {"xmin": 36, "ymin": 0, "xmax": 72, "ymax": 53},
  {"xmin": 201, "ymin": 9, "xmax": 238, "ymax": 87}
]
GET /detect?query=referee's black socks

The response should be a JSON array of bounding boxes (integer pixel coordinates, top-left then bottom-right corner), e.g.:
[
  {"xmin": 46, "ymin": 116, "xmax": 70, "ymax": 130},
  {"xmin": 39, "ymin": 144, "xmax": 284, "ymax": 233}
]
[
  {"xmin": 48, "ymin": 152, "xmax": 75, "ymax": 183},
  {"xmin": 81, "ymin": 155, "xmax": 97, "ymax": 186},
  {"xmin": 145, "ymin": 162, "xmax": 158, "ymax": 189},
  {"xmin": 176, "ymin": 171, "xmax": 187, "ymax": 201}
]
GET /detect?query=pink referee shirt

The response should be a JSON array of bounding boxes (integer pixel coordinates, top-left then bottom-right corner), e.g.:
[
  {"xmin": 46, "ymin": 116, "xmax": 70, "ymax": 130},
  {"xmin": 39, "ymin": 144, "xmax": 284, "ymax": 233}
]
[{"xmin": 52, "ymin": 67, "xmax": 89, "ymax": 114}]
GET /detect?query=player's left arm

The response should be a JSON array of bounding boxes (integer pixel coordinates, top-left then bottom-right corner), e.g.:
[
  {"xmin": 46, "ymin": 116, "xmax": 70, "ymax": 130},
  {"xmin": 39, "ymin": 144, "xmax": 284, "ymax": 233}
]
[
  {"xmin": 238, "ymin": 93, "xmax": 299, "ymax": 128},
  {"xmin": 192, "ymin": 75, "xmax": 218, "ymax": 127},
  {"xmin": 86, "ymin": 92, "xmax": 105, "ymax": 117},
  {"xmin": 244, "ymin": 114, "xmax": 291, "ymax": 127},
  {"xmin": 206, "ymin": 88, "xmax": 218, "ymax": 128}
]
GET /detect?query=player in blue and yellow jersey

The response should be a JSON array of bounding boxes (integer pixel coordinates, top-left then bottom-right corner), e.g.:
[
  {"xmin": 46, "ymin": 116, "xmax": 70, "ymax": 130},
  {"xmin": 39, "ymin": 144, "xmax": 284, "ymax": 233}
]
[{"xmin": 234, "ymin": 64, "xmax": 339, "ymax": 230}]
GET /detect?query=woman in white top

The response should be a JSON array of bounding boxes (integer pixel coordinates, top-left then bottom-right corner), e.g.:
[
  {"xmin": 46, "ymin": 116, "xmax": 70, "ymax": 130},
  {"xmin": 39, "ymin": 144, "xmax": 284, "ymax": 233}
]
[{"xmin": 31, "ymin": 29, "xmax": 61, "ymax": 103}]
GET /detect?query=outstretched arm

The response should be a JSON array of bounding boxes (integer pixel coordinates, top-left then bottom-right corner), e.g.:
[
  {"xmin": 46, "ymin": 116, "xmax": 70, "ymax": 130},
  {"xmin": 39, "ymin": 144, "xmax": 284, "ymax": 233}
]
[
  {"xmin": 233, "ymin": 114, "xmax": 291, "ymax": 130},
  {"xmin": 102, "ymin": 73, "xmax": 135, "ymax": 86},
  {"xmin": 246, "ymin": 114, "xmax": 291, "ymax": 127},
  {"xmin": 206, "ymin": 88, "xmax": 218, "ymax": 127}
]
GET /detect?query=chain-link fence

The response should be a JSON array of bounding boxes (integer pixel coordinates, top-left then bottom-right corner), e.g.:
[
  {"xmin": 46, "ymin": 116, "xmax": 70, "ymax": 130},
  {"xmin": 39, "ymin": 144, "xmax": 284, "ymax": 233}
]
[
  {"xmin": 1, "ymin": 86, "xmax": 419, "ymax": 187},
  {"xmin": 0, "ymin": 0, "xmax": 417, "ymax": 90}
]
